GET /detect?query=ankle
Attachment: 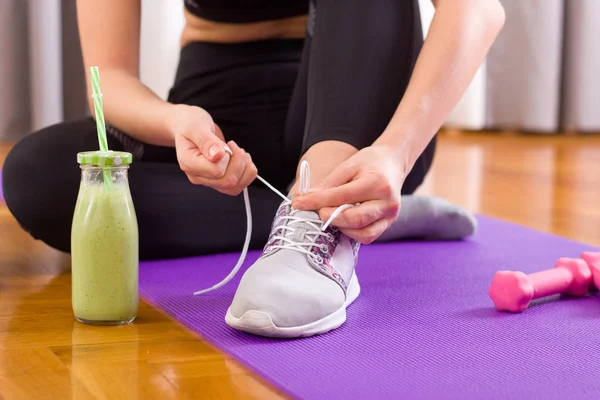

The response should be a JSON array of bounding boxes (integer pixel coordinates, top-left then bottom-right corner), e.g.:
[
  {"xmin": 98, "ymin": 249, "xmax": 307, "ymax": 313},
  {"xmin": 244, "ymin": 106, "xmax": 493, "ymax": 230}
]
[{"xmin": 297, "ymin": 141, "xmax": 358, "ymax": 188}]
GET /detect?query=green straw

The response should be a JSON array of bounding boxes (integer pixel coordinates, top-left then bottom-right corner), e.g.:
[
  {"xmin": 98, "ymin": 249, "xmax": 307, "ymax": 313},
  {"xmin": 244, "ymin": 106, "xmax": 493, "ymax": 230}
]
[{"xmin": 90, "ymin": 66, "xmax": 112, "ymax": 190}]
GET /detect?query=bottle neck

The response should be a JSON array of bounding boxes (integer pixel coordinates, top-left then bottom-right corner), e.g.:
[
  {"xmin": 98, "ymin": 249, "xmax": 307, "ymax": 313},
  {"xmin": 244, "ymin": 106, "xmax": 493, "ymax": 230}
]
[{"xmin": 80, "ymin": 165, "xmax": 130, "ymax": 186}]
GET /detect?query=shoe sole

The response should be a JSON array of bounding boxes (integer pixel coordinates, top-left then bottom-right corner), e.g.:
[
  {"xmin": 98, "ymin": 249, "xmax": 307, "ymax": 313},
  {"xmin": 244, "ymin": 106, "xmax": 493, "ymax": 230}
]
[{"xmin": 225, "ymin": 273, "xmax": 361, "ymax": 338}]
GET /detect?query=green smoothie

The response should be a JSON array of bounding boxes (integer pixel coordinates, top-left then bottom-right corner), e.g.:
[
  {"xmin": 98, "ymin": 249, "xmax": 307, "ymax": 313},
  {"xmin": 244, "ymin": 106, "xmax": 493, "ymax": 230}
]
[{"xmin": 71, "ymin": 180, "xmax": 139, "ymax": 324}]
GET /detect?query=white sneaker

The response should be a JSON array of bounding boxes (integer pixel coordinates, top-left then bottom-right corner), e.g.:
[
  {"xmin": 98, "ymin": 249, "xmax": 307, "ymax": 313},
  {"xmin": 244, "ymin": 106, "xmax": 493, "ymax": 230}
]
[{"xmin": 225, "ymin": 201, "xmax": 361, "ymax": 338}]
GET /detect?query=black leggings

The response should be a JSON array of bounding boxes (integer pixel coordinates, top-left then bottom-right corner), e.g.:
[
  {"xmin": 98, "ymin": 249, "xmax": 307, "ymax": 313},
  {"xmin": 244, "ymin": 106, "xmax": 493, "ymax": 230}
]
[{"xmin": 2, "ymin": 0, "xmax": 435, "ymax": 260}]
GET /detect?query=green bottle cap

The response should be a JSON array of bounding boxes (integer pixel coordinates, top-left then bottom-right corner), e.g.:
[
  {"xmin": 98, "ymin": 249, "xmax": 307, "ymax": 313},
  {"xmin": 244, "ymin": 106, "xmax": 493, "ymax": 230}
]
[{"xmin": 77, "ymin": 151, "xmax": 133, "ymax": 166}]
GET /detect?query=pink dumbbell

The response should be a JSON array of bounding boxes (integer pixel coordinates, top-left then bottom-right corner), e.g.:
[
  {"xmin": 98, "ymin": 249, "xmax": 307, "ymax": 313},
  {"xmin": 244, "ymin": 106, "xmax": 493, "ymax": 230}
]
[
  {"xmin": 489, "ymin": 252, "xmax": 600, "ymax": 313},
  {"xmin": 581, "ymin": 251, "xmax": 600, "ymax": 289}
]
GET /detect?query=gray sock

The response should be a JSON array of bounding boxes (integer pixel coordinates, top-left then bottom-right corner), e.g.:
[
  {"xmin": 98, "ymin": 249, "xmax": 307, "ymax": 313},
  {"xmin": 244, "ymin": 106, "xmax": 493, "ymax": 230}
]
[{"xmin": 375, "ymin": 195, "xmax": 478, "ymax": 242}]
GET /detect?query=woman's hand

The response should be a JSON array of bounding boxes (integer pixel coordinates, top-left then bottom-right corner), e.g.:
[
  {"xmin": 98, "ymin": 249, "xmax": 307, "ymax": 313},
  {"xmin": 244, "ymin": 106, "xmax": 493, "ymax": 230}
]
[
  {"xmin": 167, "ymin": 104, "xmax": 257, "ymax": 196},
  {"xmin": 292, "ymin": 144, "xmax": 405, "ymax": 244}
]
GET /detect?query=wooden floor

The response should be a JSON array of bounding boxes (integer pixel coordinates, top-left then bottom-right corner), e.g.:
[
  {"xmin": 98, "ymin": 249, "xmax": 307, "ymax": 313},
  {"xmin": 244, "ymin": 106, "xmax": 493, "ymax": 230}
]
[{"xmin": 1, "ymin": 131, "xmax": 600, "ymax": 399}]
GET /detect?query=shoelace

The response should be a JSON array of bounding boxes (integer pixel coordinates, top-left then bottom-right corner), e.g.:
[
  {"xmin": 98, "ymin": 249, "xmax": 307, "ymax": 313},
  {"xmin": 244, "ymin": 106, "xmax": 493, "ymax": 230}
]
[{"xmin": 193, "ymin": 155, "xmax": 353, "ymax": 295}]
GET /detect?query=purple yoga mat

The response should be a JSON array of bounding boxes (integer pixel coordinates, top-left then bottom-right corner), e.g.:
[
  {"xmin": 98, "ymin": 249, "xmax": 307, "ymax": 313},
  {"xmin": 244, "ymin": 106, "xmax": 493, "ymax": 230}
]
[{"xmin": 140, "ymin": 216, "xmax": 600, "ymax": 399}]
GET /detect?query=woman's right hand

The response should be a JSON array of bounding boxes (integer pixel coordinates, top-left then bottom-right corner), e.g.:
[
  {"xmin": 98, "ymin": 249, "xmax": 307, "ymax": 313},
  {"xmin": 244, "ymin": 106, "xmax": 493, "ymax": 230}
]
[{"xmin": 166, "ymin": 104, "xmax": 258, "ymax": 196}]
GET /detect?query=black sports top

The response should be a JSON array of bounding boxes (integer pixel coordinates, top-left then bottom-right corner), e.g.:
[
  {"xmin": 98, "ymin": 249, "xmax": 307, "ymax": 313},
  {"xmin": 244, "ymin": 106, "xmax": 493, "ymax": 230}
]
[{"xmin": 184, "ymin": 0, "xmax": 308, "ymax": 23}]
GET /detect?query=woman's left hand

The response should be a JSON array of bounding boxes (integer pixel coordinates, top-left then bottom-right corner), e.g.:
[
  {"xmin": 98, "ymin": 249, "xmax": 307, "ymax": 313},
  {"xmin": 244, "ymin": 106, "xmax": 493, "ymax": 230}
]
[{"xmin": 292, "ymin": 144, "xmax": 406, "ymax": 244}]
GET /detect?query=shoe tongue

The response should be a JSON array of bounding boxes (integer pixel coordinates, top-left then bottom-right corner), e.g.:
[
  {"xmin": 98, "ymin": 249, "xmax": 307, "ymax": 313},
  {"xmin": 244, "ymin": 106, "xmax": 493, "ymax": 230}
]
[
  {"xmin": 285, "ymin": 209, "xmax": 322, "ymax": 242},
  {"xmin": 291, "ymin": 209, "xmax": 320, "ymax": 221}
]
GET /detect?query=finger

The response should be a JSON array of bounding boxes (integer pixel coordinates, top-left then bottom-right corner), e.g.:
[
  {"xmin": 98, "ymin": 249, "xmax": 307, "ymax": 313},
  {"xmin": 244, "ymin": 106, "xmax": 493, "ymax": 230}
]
[
  {"xmin": 190, "ymin": 141, "xmax": 246, "ymax": 191},
  {"xmin": 178, "ymin": 136, "xmax": 230, "ymax": 179},
  {"xmin": 191, "ymin": 117, "xmax": 227, "ymax": 163},
  {"xmin": 237, "ymin": 153, "xmax": 258, "ymax": 190},
  {"xmin": 319, "ymin": 201, "xmax": 387, "ymax": 230},
  {"xmin": 293, "ymin": 176, "xmax": 376, "ymax": 211},
  {"xmin": 186, "ymin": 173, "xmax": 239, "ymax": 196},
  {"xmin": 310, "ymin": 160, "xmax": 359, "ymax": 192},
  {"xmin": 218, "ymin": 141, "xmax": 247, "ymax": 190},
  {"xmin": 220, "ymin": 155, "xmax": 257, "ymax": 196},
  {"xmin": 340, "ymin": 217, "xmax": 392, "ymax": 244}
]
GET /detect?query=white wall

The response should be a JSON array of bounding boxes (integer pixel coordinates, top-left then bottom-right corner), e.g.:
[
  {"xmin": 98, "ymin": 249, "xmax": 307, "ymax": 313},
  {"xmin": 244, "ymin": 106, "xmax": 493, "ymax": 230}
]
[
  {"xmin": 24, "ymin": 1, "xmax": 186, "ymax": 135},
  {"xmin": 11, "ymin": 1, "xmax": 488, "ymax": 141},
  {"xmin": 138, "ymin": 0, "xmax": 487, "ymax": 127},
  {"xmin": 139, "ymin": 1, "xmax": 186, "ymax": 99},
  {"xmin": 0, "ymin": 1, "xmax": 31, "ymax": 139},
  {"xmin": 561, "ymin": 0, "xmax": 600, "ymax": 132},
  {"xmin": 419, "ymin": 0, "xmax": 487, "ymax": 130},
  {"xmin": 28, "ymin": 0, "xmax": 64, "ymax": 132}
]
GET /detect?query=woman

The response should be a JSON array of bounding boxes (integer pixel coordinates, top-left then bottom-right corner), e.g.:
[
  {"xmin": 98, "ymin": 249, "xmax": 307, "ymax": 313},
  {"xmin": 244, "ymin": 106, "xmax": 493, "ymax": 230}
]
[{"xmin": 2, "ymin": 0, "xmax": 504, "ymax": 337}]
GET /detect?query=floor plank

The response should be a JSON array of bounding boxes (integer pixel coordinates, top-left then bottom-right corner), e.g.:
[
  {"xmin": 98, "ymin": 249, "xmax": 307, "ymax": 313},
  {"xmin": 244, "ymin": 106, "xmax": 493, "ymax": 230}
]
[
  {"xmin": 149, "ymin": 356, "xmax": 285, "ymax": 400},
  {"xmin": 67, "ymin": 360, "xmax": 187, "ymax": 400},
  {"xmin": 416, "ymin": 131, "xmax": 600, "ymax": 246},
  {"xmin": 1, "ymin": 132, "xmax": 600, "ymax": 398},
  {"xmin": 0, "ymin": 348, "xmax": 66, "ymax": 376},
  {"xmin": 0, "ymin": 370, "xmax": 95, "ymax": 400}
]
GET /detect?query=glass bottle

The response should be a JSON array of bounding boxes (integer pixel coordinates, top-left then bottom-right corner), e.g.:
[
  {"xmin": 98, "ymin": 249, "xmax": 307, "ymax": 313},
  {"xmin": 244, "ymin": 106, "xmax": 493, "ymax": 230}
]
[{"xmin": 71, "ymin": 151, "xmax": 138, "ymax": 325}]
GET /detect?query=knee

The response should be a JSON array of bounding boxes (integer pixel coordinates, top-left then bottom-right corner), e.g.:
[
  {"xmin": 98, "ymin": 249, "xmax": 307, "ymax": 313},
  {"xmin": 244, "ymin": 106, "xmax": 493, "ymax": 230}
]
[
  {"xmin": 3, "ymin": 130, "xmax": 78, "ymax": 252},
  {"xmin": 3, "ymin": 134, "xmax": 40, "ymax": 214},
  {"xmin": 3, "ymin": 134, "xmax": 49, "ymax": 234}
]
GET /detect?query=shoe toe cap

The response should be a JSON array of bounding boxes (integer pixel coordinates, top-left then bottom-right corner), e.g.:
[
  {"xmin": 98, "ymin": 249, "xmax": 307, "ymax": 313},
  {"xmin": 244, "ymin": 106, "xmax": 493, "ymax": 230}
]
[{"xmin": 229, "ymin": 254, "xmax": 345, "ymax": 328}]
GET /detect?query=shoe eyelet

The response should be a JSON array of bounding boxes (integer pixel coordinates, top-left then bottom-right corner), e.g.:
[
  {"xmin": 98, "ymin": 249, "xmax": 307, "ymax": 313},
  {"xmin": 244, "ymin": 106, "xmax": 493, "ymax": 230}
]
[
  {"xmin": 326, "ymin": 233, "xmax": 335, "ymax": 242},
  {"xmin": 320, "ymin": 244, "xmax": 328, "ymax": 253}
]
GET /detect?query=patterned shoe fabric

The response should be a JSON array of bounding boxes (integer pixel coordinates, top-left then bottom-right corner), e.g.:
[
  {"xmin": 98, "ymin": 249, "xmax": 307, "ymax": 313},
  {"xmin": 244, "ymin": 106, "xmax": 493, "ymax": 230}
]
[
  {"xmin": 260, "ymin": 202, "xmax": 360, "ymax": 293},
  {"xmin": 225, "ymin": 201, "xmax": 361, "ymax": 338}
]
